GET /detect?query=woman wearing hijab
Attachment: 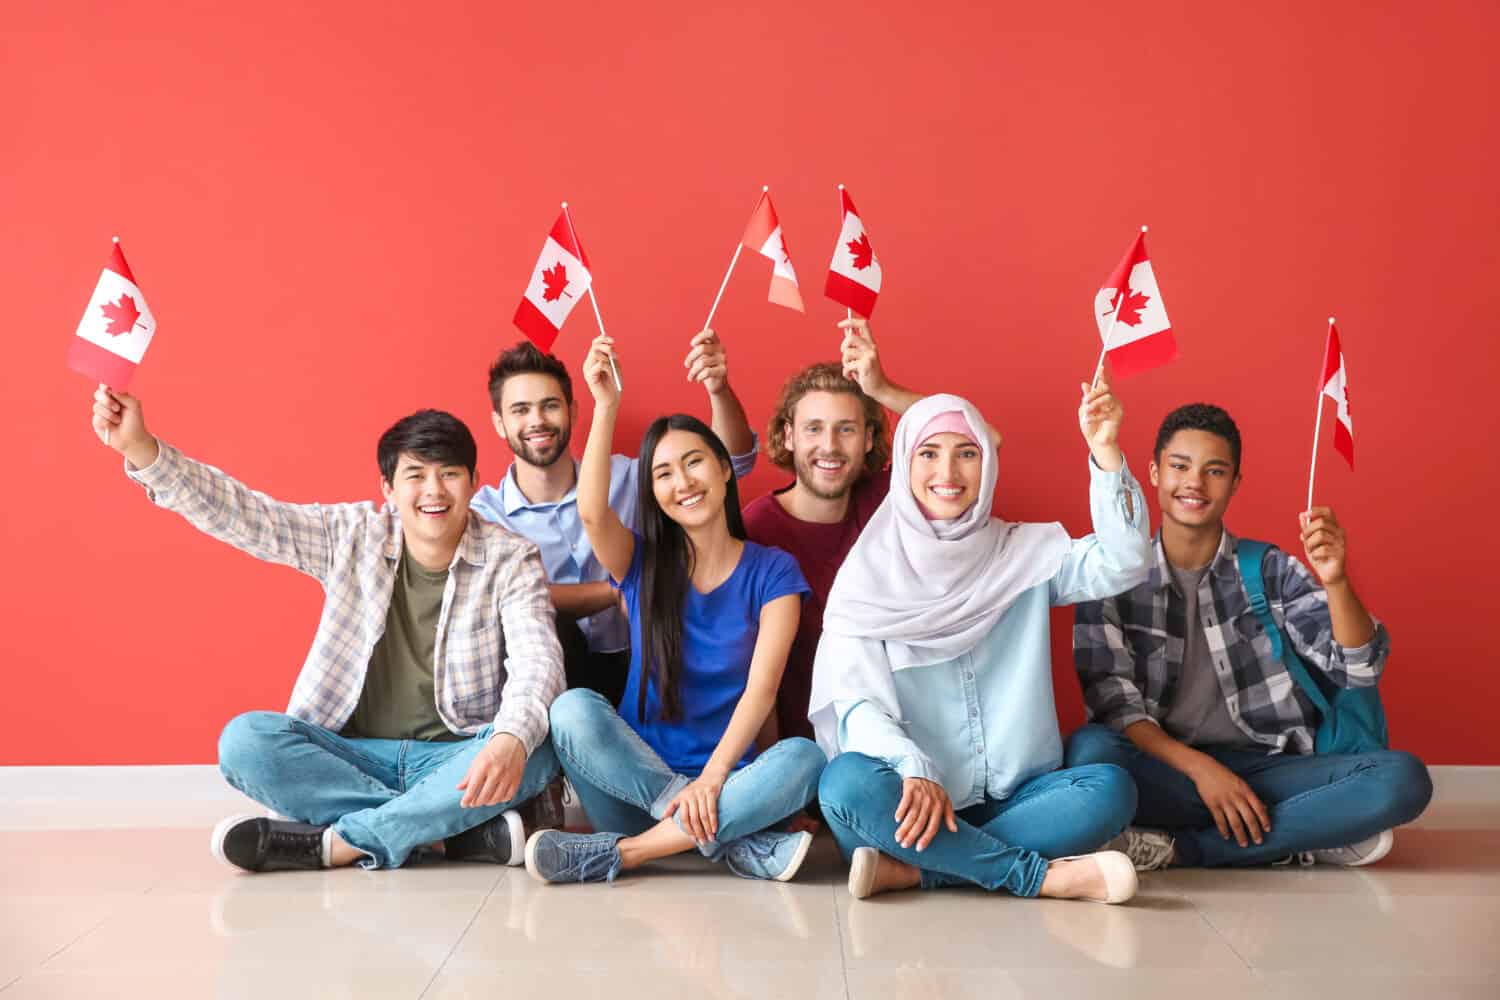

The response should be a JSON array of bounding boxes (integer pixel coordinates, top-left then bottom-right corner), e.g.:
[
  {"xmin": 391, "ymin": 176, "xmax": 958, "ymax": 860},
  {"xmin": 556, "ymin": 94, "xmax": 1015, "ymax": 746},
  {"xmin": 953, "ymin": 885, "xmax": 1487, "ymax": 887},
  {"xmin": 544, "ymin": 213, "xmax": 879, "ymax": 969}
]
[{"xmin": 812, "ymin": 381, "xmax": 1151, "ymax": 902}]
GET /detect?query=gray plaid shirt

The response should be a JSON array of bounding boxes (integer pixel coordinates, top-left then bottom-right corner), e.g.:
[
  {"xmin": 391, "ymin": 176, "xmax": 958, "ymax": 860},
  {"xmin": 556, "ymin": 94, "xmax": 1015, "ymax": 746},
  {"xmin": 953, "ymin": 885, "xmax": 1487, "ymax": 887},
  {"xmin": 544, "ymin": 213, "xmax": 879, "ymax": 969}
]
[
  {"xmin": 1073, "ymin": 529, "xmax": 1389, "ymax": 754},
  {"xmin": 128, "ymin": 441, "xmax": 564, "ymax": 755}
]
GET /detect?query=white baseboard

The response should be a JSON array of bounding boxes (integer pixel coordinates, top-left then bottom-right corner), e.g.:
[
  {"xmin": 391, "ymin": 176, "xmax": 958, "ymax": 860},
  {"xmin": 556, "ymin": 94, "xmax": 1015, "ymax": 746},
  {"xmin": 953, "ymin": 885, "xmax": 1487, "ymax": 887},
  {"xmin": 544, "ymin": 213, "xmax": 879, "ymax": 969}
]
[{"xmin": 0, "ymin": 764, "xmax": 1494, "ymax": 831}]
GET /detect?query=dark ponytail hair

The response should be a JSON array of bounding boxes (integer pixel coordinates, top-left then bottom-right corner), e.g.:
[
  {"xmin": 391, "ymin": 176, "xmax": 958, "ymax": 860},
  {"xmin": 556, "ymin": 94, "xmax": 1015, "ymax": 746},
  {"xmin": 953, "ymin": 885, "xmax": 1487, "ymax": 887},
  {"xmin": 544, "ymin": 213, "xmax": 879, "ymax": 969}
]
[{"xmin": 635, "ymin": 414, "xmax": 746, "ymax": 722}]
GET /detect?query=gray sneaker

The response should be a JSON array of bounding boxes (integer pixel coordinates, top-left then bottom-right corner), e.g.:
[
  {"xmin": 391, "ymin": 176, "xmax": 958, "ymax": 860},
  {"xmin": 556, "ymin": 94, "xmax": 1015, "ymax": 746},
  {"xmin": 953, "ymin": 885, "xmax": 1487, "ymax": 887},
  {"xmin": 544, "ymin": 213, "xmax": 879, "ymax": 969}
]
[
  {"xmin": 1104, "ymin": 827, "xmax": 1176, "ymax": 872},
  {"xmin": 1310, "ymin": 830, "xmax": 1395, "ymax": 867},
  {"xmin": 722, "ymin": 830, "xmax": 814, "ymax": 882},
  {"xmin": 524, "ymin": 830, "xmax": 625, "ymax": 884}
]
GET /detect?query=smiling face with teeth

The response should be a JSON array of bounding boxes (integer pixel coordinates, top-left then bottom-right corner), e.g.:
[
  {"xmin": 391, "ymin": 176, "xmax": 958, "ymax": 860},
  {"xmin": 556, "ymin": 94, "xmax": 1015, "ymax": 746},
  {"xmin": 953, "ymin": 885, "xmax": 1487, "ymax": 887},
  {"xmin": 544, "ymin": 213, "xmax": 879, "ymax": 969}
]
[
  {"xmin": 649, "ymin": 428, "xmax": 733, "ymax": 531},
  {"xmin": 1150, "ymin": 429, "xmax": 1240, "ymax": 532},
  {"xmin": 381, "ymin": 453, "xmax": 477, "ymax": 556},
  {"xmin": 785, "ymin": 390, "xmax": 875, "ymax": 501},
  {"xmin": 494, "ymin": 372, "xmax": 575, "ymax": 469},
  {"xmin": 910, "ymin": 432, "xmax": 984, "ymax": 520}
]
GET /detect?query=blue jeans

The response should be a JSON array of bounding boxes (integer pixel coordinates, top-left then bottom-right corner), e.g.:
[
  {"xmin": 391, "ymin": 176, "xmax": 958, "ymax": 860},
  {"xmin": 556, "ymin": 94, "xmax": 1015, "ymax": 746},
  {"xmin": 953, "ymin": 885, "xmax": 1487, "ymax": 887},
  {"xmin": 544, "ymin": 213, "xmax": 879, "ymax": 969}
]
[
  {"xmin": 217, "ymin": 710, "xmax": 560, "ymax": 869},
  {"xmin": 547, "ymin": 688, "xmax": 826, "ymax": 860},
  {"xmin": 817, "ymin": 752, "xmax": 1136, "ymax": 897},
  {"xmin": 1064, "ymin": 724, "xmax": 1433, "ymax": 867}
]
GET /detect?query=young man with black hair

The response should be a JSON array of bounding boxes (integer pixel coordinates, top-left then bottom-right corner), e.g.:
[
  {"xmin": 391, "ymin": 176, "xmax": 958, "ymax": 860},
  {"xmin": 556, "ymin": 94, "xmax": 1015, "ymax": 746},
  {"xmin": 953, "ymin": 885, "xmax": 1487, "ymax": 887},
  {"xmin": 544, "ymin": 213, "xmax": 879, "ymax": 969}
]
[
  {"xmin": 91, "ymin": 387, "xmax": 565, "ymax": 873},
  {"xmin": 472, "ymin": 330, "xmax": 757, "ymax": 706},
  {"xmin": 1069, "ymin": 403, "xmax": 1431, "ymax": 870}
]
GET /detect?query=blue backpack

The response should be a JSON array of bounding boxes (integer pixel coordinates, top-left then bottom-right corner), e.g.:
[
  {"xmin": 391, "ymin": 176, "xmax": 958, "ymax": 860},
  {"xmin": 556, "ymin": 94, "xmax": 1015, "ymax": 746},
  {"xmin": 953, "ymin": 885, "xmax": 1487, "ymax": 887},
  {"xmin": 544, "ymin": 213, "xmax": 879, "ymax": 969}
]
[{"xmin": 1235, "ymin": 539, "xmax": 1389, "ymax": 755}]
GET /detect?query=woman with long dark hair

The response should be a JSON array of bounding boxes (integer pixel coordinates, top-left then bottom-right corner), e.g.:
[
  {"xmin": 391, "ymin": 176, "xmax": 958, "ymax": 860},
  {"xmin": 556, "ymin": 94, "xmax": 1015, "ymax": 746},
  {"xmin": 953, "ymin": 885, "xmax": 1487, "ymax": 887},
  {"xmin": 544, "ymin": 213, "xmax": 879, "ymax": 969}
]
[{"xmin": 525, "ymin": 333, "xmax": 826, "ymax": 884}]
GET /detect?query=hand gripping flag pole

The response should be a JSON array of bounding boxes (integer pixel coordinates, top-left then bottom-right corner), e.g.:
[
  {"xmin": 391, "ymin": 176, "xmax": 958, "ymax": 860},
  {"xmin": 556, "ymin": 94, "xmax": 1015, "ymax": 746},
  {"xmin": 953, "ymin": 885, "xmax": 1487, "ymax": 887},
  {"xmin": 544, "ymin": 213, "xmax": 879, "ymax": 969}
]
[{"xmin": 561, "ymin": 202, "xmax": 620, "ymax": 391}]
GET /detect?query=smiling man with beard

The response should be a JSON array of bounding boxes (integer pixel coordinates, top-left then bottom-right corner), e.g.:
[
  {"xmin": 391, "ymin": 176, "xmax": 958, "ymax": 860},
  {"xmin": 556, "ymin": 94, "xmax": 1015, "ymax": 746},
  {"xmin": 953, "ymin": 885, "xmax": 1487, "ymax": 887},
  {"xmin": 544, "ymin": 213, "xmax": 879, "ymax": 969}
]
[
  {"xmin": 473, "ymin": 333, "xmax": 758, "ymax": 707},
  {"xmin": 743, "ymin": 319, "xmax": 1000, "ymax": 751}
]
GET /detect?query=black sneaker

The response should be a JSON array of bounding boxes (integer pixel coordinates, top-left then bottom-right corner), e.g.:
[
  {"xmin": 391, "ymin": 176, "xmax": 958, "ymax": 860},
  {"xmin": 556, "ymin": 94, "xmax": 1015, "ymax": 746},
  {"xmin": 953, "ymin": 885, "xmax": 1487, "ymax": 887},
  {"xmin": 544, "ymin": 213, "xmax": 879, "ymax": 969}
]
[
  {"xmin": 518, "ymin": 776, "xmax": 567, "ymax": 833},
  {"xmin": 211, "ymin": 814, "xmax": 327, "ymax": 873},
  {"xmin": 444, "ymin": 809, "xmax": 525, "ymax": 866}
]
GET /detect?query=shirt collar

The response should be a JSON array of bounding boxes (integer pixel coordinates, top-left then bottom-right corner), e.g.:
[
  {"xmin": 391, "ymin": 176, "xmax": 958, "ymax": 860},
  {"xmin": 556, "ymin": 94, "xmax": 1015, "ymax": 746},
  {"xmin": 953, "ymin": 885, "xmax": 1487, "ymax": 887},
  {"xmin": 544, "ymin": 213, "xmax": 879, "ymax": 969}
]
[
  {"xmin": 1151, "ymin": 527, "xmax": 1239, "ymax": 594},
  {"xmin": 498, "ymin": 460, "xmax": 580, "ymax": 516}
]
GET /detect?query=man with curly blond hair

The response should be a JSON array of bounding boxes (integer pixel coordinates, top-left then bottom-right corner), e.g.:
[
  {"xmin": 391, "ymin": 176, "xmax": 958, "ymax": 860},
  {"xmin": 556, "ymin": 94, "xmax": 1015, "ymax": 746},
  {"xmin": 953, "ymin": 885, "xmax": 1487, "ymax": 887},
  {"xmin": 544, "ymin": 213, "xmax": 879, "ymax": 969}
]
[{"xmin": 744, "ymin": 319, "xmax": 923, "ymax": 748}]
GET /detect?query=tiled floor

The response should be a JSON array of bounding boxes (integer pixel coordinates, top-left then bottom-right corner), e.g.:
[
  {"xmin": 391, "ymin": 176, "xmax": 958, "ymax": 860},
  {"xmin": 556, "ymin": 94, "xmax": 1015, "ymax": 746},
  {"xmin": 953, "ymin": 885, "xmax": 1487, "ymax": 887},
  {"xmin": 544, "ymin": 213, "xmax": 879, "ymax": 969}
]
[{"xmin": 2, "ymin": 799, "xmax": 1497, "ymax": 998}]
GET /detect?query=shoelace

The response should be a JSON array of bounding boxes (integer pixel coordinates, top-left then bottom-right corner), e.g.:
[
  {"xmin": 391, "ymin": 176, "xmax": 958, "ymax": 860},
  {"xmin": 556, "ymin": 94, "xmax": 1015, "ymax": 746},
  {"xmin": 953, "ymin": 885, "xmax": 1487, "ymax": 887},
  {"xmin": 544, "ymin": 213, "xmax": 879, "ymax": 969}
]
[
  {"xmin": 1271, "ymin": 851, "xmax": 1316, "ymax": 867},
  {"xmin": 267, "ymin": 827, "xmax": 322, "ymax": 862},
  {"xmin": 558, "ymin": 836, "xmax": 622, "ymax": 882}
]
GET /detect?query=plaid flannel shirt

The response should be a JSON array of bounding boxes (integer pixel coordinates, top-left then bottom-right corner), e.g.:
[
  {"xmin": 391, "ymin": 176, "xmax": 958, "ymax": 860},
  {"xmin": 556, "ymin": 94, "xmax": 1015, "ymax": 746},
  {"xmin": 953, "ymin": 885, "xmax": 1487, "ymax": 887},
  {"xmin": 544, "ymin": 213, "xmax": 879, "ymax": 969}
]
[
  {"xmin": 128, "ymin": 441, "xmax": 564, "ymax": 755},
  {"xmin": 1073, "ymin": 529, "xmax": 1389, "ymax": 754}
]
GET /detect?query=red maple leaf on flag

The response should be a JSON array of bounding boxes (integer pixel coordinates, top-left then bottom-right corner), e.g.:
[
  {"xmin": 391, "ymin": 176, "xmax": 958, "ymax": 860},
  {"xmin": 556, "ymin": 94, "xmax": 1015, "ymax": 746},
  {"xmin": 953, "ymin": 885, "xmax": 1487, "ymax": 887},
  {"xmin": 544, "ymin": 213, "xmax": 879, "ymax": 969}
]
[
  {"xmin": 1111, "ymin": 287, "xmax": 1151, "ymax": 327},
  {"xmin": 847, "ymin": 233, "xmax": 874, "ymax": 270},
  {"xmin": 99, "ymin": 293, "xmax": 142, "ymax": 336},
  {"xmin": 541, "ymin": 262, "xmax": 572, "ymax": 302}
]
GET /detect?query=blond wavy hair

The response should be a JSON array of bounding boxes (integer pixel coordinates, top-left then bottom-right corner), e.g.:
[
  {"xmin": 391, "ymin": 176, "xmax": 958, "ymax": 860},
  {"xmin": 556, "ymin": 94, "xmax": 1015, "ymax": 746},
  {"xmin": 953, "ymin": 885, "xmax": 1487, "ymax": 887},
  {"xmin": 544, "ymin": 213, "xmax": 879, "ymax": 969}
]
[{"xmin": 765, "ymin": 362, "xmax": 891, "ymax": 475}]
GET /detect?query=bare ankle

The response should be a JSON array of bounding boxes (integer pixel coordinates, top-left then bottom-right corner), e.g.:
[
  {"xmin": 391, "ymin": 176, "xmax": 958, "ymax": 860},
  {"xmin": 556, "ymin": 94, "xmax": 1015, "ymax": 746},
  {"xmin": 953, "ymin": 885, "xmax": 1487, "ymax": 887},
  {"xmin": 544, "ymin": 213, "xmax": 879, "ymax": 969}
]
[
  {"xmin": 876, "ymin": 853, "xmax": 921, "ymax": 892},
  {"xmin": 1039, "ymin": 856, "xmax": 1101, "ymax": 900},
  {"xmin": 325, "ymin": 830, "xmax": 361, "ymax": 868}
]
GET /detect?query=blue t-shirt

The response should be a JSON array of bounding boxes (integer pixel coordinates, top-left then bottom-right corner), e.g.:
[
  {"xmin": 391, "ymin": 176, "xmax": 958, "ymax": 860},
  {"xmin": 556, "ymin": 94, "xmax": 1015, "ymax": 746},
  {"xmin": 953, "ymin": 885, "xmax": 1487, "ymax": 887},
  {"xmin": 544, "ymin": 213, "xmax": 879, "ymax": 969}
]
[{"xmin": 614, "ymin": 536, "xmax": 810, "ymax": 775}]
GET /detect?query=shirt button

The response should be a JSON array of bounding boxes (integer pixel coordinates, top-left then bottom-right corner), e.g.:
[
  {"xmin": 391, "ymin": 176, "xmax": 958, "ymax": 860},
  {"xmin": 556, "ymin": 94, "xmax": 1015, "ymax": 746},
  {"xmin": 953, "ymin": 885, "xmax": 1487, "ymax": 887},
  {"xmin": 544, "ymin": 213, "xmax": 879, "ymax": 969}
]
[{"xmin": 971, "ymin": 709, "xmax": 979, "ymax": 718}]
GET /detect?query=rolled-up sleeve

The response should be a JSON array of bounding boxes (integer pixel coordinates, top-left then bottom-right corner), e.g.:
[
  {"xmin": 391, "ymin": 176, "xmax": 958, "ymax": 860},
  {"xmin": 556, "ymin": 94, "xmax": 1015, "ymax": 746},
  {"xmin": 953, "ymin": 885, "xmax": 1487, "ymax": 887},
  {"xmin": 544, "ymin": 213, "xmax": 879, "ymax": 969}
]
[
  {"xmin": 1273, "ymin": 552, "xmax": 1390, "ymax": 689},
  {"xmin": 729, "ymin": 433, "xmax": 760, "ymax": 479}
]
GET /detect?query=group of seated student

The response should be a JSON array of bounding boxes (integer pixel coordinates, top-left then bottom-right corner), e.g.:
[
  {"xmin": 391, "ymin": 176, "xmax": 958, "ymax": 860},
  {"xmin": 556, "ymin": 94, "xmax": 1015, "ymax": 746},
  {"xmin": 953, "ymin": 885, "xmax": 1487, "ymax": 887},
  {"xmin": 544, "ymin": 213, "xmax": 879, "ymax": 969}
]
[{"xmin": 88, "ymin": 316, "xmax": 1431, "ymax": 905}]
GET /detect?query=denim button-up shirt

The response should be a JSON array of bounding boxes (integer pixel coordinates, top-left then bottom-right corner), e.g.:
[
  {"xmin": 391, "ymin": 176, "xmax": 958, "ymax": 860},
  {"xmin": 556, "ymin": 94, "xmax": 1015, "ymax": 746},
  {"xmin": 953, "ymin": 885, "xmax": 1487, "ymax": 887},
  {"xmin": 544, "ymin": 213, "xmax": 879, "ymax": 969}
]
[{"xmin": 831, "ymin": 458, "xmax": 1151, "ymax": 808}]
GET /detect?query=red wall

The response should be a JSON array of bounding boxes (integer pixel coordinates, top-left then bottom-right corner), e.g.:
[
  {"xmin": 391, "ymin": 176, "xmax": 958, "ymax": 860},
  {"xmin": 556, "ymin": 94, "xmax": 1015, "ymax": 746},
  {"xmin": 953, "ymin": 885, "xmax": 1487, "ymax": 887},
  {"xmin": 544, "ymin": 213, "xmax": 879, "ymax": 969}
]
[{"xmin": 3, "ymin": 2, "xmax": 1496, "ymax": 764}]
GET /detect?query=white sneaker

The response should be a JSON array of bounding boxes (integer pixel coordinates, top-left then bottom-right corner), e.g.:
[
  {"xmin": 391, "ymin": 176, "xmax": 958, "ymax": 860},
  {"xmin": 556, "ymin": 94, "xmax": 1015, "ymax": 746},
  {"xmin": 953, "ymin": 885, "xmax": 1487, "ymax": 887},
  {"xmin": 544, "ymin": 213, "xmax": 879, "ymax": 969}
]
[
  {"xmin": 1309, "ymin": 830, "xmax": 1395, "ymax": 868},
  {"xmin": 1104, "ymin": 827, "xmax": 1176, "ymax": 872}
]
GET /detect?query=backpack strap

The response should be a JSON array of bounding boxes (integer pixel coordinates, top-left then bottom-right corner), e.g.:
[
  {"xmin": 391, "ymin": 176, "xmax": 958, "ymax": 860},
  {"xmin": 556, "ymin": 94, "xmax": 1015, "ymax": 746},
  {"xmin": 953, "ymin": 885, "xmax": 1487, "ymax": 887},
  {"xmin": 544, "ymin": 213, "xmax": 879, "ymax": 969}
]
[{"xmin": 1234, "ymin": 539, "xmax": 1331, "ymax": 716}]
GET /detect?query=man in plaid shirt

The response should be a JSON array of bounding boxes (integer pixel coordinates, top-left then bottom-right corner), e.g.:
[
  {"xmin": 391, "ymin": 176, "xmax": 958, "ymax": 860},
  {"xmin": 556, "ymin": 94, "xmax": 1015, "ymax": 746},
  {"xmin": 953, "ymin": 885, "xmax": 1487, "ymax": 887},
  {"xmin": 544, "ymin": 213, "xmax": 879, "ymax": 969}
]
[
  {"xmin": 92, "ymin": 386, "xmax": 565, "ymax": 874},
  {"xmin": 1068, "ymin": 404, "xmax": 1430, "ymax": 871}
]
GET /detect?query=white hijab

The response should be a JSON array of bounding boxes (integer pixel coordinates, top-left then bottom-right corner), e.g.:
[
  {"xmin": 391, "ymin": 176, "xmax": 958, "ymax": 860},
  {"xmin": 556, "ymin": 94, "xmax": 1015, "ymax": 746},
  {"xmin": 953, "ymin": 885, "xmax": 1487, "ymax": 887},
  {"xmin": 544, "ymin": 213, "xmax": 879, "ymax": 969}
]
[{"xmin": 809, "ymin": 394, "xmax": 1070, "ymax": 754}]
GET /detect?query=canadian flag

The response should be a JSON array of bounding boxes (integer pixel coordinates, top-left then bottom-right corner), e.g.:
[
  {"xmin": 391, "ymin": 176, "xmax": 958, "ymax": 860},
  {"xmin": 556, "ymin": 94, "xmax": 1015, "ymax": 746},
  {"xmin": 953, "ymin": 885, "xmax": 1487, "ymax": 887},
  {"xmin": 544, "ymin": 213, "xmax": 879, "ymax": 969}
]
[
  {"xmin": 514, "ymin": 209, "xmax": 592, "ymax": 352},
  {"xmin": 1320, "ymin": 320, "xmax": 1354, "ymax": 468},
  {"xmin": 1094, "ymin": 229, "xmax": 1176, "ymax": 378},
  {"xmin": 67, "ymin": 239, "xmax": 158, "ymax": 389},
  {"xmin": 825, "ymin": 187, "xmax": 881, "ymax": 317},
  {"xmin": 742, "ymin": 190, "xmax": 804, "ymax": 312}
]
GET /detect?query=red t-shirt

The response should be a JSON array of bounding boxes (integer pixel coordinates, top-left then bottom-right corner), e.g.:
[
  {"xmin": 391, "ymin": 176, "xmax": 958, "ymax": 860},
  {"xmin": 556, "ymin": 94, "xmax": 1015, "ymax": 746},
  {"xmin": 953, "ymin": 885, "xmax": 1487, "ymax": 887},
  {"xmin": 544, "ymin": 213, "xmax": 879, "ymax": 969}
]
[{"xmin": 742, "ymin": 474, "xmax": 890, "ymax": 741}]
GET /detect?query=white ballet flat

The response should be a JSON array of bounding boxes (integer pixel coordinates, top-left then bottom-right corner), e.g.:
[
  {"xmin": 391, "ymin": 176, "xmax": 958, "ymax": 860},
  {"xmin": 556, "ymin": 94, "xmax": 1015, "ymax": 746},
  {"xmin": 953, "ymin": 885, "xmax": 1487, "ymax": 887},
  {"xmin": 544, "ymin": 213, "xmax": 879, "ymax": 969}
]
[{"xmin": 1052, "ymin": 850, "xmax": 1139, "ymax": 904}]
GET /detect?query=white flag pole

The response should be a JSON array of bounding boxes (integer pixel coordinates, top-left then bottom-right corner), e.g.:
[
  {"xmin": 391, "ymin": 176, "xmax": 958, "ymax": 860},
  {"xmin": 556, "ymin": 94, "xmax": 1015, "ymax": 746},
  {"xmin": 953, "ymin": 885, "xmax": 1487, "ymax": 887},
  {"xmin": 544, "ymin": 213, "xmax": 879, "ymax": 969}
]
[
  {"xmin": 100, "ymin": 236, "xmax": 122, "ymax": 448},
  {"xmin": 1306, "ymin": 317, "xmax": 1334, "ymax": 511},
  {"xmin": 1091, "ymin": 225, "xmax": 1148, "ymax": 389},
  {"xmin": 1091, "ymin": 290, "xmax": 1125, "ymax": 389},
  {"xmin": 703, "ymin": 186, "xmax": 765, "ymax": 331},
  {"xmin": 562, "ymin": 202, "xmax": 620, "ymax": 391}
]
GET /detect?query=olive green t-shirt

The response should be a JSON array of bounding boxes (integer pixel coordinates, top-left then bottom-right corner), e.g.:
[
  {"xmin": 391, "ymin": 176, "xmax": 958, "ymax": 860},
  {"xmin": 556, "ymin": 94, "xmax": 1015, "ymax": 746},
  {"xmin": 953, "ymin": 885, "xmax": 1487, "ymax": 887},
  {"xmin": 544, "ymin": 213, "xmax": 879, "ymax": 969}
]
[{"xmin": 343, "ymin": 548, "xmax": 462, "ymax": 742}]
